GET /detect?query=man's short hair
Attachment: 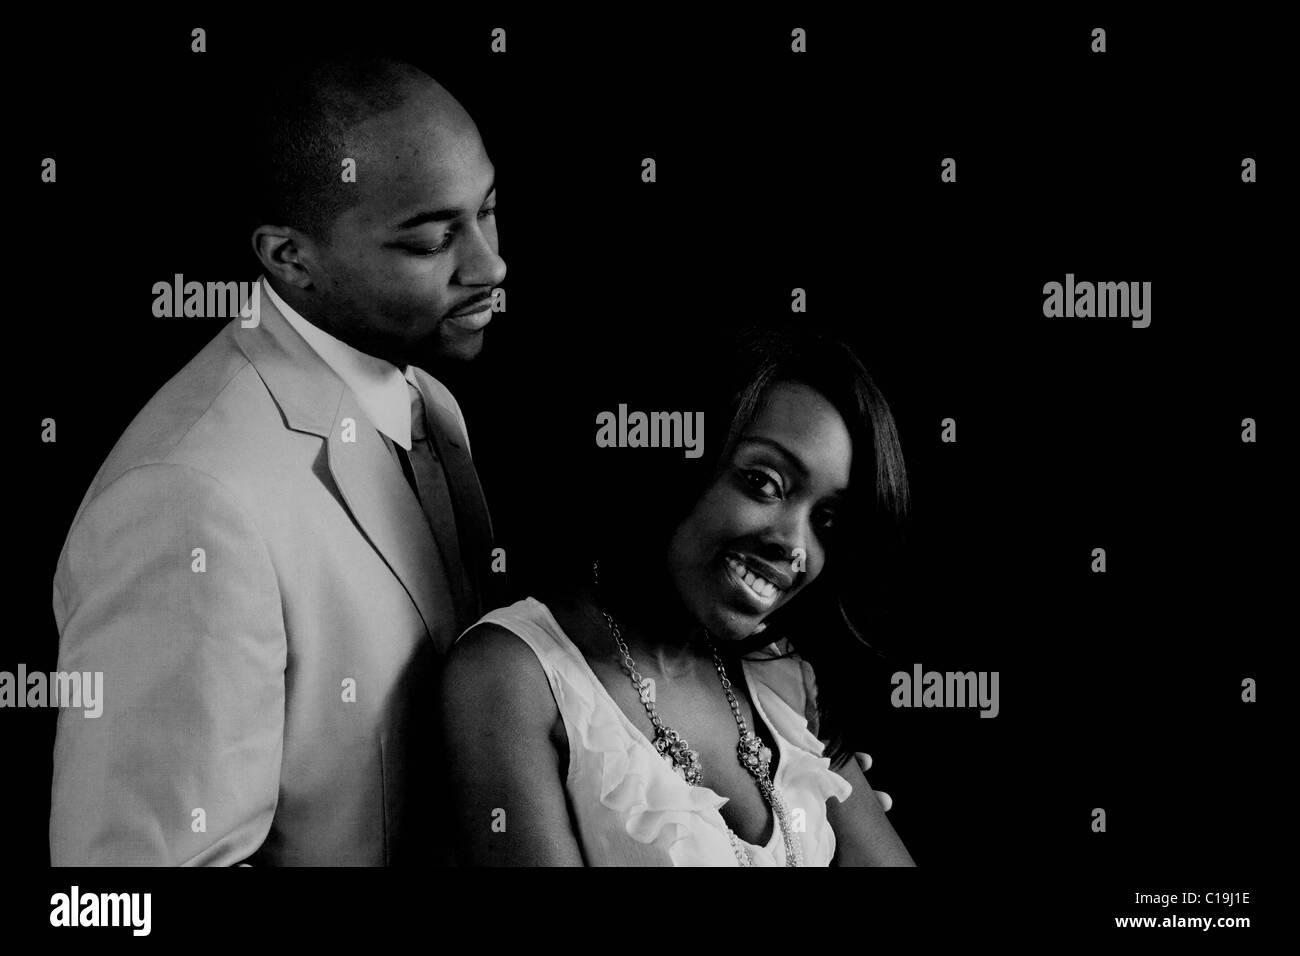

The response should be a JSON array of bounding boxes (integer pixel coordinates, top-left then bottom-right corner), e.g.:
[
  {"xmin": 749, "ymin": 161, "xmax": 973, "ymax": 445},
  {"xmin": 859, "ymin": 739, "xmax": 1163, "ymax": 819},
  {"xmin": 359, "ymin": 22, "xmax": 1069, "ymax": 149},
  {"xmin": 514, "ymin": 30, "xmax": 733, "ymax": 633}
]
[{"xmin": 250, "ymin": 55, "xmax": 431, "ymax": 241}]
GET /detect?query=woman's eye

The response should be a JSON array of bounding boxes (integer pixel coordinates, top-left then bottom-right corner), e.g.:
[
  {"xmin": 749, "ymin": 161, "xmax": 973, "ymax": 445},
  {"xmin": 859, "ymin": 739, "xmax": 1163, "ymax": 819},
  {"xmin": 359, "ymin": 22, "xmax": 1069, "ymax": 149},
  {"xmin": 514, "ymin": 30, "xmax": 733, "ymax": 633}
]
[
  {"xmin": 478, "ymin": 205, "xmax": 497, "ymax": 220},
  {"xmin": 812, "ymin": 505, "xmax": 847, "ymax": 543},
  {"xmin": 741, "ymin": 469, "xmax": 782, "ymax": 498}
]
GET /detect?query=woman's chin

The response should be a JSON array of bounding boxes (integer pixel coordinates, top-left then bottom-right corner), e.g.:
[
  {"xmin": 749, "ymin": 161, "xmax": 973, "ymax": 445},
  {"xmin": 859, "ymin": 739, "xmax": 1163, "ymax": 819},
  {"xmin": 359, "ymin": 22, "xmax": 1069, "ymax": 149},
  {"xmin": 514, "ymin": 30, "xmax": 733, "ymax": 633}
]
[{"xmin": 700, "ymin": 604, "xmax": 765, "ymax": 643}]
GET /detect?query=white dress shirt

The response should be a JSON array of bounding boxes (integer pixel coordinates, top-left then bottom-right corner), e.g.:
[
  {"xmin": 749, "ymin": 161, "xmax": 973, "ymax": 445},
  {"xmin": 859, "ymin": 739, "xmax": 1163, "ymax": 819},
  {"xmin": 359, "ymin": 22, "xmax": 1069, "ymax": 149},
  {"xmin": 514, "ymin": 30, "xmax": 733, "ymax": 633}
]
[{"xmin": 261, "ymin": 276, "xmax": 470, "ymax": 453}]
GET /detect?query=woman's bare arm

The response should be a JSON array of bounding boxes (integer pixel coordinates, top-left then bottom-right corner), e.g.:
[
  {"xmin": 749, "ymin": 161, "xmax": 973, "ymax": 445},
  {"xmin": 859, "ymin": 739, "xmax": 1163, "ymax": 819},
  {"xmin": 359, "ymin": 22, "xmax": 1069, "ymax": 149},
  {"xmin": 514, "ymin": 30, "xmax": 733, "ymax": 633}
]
[
  {"xmin": 825, "ymin": 751, "xmax": 916, "ymax": 866},
  {"xmin": 440, "ymin": 623, "xmax": 585, "ymax": 865}
]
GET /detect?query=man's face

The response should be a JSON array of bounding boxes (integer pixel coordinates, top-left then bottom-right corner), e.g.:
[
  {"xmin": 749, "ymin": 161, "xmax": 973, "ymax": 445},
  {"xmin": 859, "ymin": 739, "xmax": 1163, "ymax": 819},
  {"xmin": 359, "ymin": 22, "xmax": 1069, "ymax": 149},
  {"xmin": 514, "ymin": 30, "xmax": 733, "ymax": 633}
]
[{"xmin": 304, "ymin": 94, "xmax": 506, "ymax": 364}]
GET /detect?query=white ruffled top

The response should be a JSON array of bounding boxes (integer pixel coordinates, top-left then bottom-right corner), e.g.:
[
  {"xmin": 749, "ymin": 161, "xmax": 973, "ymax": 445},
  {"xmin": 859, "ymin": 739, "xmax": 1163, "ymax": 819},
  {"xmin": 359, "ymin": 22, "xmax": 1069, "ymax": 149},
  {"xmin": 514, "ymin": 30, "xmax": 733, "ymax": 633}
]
[{"xmin": 472, "ymin": 598, "xmax": 853, "ymax": 866}]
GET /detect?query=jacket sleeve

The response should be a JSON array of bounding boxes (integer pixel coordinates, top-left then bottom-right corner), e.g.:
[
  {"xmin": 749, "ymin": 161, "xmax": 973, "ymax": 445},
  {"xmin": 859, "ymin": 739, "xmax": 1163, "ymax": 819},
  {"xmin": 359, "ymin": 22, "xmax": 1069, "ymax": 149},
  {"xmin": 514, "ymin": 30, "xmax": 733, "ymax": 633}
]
[{"xmin": 50, "ymin": 462, "xmax": 286, "ymax": 865}]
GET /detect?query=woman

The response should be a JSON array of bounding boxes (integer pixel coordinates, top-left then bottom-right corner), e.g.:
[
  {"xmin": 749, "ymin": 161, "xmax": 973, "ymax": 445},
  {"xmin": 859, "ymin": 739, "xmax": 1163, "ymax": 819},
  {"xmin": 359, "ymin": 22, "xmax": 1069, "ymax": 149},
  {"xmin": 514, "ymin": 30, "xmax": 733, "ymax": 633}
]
[{"xmin": 440, "ymin": 326, "xmax": 916, "ymax": 866}]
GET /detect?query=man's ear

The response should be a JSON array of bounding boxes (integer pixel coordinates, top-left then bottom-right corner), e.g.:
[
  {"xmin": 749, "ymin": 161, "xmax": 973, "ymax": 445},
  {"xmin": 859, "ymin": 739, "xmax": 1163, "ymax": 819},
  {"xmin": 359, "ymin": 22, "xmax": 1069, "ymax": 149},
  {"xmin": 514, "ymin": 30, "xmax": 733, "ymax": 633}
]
[{"xmin": 251, "ymin": 224, "xmax": 316, "ymax": 289}]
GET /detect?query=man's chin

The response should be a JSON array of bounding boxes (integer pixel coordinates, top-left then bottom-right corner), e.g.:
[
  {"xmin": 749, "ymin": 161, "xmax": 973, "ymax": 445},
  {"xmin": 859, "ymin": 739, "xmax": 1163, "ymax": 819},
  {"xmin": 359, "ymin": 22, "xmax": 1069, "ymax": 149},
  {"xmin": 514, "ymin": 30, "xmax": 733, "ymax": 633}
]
[{"xmin": 430, "ymin": 325, "xmax": 487, "ymax": 362}]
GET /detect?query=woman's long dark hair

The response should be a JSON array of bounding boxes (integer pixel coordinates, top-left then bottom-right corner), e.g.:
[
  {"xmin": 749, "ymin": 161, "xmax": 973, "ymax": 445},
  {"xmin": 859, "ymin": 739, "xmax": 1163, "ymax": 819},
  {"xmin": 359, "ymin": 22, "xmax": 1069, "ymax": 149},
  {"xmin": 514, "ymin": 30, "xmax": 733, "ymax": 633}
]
[{"xmin": 522, "ymin": 322, "xmax": 911, "ymax": 769}]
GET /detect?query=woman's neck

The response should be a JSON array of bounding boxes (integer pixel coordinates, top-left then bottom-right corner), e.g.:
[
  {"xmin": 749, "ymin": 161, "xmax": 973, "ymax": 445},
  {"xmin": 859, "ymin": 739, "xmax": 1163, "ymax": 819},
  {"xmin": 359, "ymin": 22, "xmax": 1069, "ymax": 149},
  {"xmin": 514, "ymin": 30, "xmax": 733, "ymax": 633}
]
[{"xmin": 583, "ymin": 567, "xmax": 705, "ymax": 678}]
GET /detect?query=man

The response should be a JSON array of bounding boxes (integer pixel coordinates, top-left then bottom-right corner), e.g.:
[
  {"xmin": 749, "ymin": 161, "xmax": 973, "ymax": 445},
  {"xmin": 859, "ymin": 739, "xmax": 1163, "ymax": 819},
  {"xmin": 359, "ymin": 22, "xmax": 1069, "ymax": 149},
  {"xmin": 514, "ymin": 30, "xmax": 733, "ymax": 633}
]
[{"xmin": 49, "ymin": 56, "xmax": 506, "ymax": 865}]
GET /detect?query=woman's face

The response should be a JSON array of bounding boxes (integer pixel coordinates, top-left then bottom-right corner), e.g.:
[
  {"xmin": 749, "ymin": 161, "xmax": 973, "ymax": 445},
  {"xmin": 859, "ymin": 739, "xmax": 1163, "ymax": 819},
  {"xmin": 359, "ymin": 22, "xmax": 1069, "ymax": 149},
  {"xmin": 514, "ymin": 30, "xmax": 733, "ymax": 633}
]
[{"xmin": 666, "ymin": 380, "xmax": 853, "ymax": 641}]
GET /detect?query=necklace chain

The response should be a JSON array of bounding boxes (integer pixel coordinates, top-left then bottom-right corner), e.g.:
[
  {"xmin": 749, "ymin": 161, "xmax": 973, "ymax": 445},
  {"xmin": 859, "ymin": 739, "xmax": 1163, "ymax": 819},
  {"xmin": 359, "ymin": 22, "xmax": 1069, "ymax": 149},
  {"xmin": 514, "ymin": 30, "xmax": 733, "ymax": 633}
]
[{"xmin": 593, "ymin": 562, "xmax": 803, "ymax": 866}]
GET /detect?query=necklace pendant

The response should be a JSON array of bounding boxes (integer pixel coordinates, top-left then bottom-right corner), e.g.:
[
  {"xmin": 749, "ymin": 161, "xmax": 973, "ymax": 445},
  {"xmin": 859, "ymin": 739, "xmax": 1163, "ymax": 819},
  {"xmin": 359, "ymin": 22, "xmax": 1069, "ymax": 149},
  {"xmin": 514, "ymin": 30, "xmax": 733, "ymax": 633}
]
[
  {"xmin": 654, "ymin": 726, "xmax": 703, "ymax": 786},
  {"xmin": 737, "ymin": 731, "xmax": 771, "ymax": 777}
]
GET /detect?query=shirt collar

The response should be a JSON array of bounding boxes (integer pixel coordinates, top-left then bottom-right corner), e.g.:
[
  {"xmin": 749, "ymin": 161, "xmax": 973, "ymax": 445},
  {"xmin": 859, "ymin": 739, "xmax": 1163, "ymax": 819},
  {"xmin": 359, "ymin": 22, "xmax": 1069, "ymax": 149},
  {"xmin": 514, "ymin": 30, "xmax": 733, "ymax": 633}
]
[{"xmin": 262, "ymin": 277, "xmax": 415, "ymax": 450}]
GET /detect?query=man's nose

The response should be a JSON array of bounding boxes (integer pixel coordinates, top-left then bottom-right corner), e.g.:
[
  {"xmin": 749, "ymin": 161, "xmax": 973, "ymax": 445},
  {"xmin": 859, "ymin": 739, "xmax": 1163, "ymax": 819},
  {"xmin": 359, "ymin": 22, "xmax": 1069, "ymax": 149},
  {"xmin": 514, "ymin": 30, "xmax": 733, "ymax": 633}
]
[{"xmin": 457, "ymin": 226, "xmax": 507, "ymax": 288}]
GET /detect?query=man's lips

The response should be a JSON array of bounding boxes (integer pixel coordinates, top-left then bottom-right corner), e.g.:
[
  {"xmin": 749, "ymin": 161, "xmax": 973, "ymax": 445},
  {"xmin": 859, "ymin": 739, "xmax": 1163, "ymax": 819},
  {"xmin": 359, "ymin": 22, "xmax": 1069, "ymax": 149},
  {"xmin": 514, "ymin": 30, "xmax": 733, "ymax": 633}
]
[
  {"xmin": 443, "ymin": 298, "xmax": 494, "ymax": 333},
  {"xmin": 447, "ymin": 297, "xmax": 493, "ymax": 317}
]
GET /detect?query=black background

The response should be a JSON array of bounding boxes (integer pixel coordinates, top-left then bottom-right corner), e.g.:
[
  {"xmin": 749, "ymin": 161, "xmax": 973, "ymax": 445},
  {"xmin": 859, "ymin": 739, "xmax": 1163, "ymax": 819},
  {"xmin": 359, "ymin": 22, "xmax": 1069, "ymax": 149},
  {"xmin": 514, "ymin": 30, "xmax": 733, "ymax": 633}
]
[{"xmin": 4, "ymin": 7, "xmax": 1277, "ymax": 931}]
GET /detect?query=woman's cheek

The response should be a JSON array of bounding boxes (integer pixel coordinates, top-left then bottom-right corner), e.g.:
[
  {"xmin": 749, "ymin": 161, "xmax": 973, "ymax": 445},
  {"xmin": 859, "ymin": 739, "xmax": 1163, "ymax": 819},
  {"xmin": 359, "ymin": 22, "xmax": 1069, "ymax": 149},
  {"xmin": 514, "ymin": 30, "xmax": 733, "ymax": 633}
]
[
  {"xmin": 686, "ymin": 488, "xmax": 741, "ymax": 541},
  {"xmin": 715, "ymin": 486, "xmax": 773, "ymax": 532},
  {"xmin": 802, "ymin": 545, "xmax": 827, "ymax": 585}
]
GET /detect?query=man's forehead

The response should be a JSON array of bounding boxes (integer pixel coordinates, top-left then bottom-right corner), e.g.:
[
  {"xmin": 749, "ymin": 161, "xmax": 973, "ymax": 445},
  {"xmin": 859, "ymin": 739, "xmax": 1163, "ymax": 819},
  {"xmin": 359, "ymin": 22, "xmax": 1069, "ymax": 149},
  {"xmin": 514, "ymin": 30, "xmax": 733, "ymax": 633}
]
[{"xmin": 350, "ymin": 124, "xmax": 492, "ymax": 216}]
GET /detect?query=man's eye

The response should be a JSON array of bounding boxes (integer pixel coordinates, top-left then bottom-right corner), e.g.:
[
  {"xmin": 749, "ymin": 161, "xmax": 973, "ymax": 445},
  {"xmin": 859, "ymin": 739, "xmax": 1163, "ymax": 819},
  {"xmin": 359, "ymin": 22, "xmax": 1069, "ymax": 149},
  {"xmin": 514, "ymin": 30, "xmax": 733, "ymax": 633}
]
[
  {"xmin": 404, "ymin": 236, "xmax": 452, "ymax": 256},
  {"xmin": 741, "ymin": 469, "xmax": 782, "ymax": 498},
  {"xmin": 404, "ymin": 209, "xmax": 493, "ymax": 255}
]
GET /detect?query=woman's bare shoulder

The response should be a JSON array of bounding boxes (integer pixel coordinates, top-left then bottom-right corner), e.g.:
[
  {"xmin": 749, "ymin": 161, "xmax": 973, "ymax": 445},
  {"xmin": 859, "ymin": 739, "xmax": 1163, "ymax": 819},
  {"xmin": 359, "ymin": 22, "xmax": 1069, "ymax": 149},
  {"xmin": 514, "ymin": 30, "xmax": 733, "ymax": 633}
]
[{"xmin": 441, "ymin": 621, "xmax": 559, "ymax": 728}]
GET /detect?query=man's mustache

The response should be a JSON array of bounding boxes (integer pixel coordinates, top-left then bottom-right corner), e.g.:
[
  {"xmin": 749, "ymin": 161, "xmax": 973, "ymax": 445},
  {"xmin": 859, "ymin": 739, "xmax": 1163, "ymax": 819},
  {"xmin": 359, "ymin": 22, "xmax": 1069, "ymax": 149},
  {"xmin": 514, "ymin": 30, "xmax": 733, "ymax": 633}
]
[{"xmin": 446, "ymin": 292, "xmax": 494, "ymax": 316}]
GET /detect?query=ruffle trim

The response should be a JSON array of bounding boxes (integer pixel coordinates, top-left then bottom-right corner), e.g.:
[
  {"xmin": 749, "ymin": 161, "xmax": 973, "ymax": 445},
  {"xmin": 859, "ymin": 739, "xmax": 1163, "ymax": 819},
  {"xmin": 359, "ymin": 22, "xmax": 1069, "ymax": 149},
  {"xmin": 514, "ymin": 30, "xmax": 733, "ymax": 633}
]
[
  {"xmin": 548, "ymin": 645, "xmax": 730, "ymax": 862},
  {"xmin": 541, "ymin": 612, "xmax": 851, "ymax": 864}
]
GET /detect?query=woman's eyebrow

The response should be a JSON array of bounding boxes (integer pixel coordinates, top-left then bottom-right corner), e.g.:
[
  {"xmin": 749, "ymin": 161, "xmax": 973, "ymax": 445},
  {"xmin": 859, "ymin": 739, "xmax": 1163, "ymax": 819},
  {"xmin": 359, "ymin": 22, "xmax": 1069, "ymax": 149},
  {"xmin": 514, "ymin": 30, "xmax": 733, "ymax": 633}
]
[
  {"xmin": 737, "ymin": 436, "xmax": 807, "ymax": 476},
  {"xmin": 739, "ymin": 435, "xmax": 849, "ymax": 497}
]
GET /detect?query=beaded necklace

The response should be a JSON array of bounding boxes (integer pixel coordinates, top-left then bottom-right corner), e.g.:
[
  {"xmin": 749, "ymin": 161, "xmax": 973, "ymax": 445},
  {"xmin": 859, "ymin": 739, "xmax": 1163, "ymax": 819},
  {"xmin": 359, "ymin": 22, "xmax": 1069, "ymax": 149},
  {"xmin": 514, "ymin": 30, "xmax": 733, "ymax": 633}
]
[{"xmin": 594, "ymin": 562, "xmax": 803, "ymax": 866}]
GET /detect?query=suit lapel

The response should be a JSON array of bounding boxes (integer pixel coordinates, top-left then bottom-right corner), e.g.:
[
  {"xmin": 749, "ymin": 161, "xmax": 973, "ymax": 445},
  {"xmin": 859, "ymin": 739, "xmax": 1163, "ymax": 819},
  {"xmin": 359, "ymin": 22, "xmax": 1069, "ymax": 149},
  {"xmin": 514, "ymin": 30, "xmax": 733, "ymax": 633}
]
[
  {"xmin": 233, "ymin": 282, "xmax": 455, "ymax": 649},
  {"xmin": 326, "ymin": 392, "xmax": 457, "ymax": 647}
]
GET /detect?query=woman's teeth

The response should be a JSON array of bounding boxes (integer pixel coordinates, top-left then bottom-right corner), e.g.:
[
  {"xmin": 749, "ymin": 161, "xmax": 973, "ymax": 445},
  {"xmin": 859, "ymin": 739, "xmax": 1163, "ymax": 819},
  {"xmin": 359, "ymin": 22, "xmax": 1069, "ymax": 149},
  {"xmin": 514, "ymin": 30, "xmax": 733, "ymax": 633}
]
[{"xmin": 725, "ymin": 555, "xmax": 779, "ymax": 599}]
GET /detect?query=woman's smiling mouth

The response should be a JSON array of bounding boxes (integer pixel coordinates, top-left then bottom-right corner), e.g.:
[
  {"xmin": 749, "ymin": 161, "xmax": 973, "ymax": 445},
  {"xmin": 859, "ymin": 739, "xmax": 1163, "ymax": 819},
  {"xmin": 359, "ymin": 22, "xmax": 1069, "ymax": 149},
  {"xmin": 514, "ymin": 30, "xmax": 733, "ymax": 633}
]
[{"xmin": 722, "ymin": 552, "xmax": 786, "ymax": 610}]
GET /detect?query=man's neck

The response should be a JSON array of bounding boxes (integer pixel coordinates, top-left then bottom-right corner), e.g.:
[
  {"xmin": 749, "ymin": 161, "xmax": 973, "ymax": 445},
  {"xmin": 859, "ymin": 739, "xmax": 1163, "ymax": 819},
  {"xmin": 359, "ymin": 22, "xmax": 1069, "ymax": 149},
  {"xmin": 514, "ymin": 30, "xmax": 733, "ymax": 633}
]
[{"xmin": 270, "ymin": 281, "xmax": 409, "ymax": 369}]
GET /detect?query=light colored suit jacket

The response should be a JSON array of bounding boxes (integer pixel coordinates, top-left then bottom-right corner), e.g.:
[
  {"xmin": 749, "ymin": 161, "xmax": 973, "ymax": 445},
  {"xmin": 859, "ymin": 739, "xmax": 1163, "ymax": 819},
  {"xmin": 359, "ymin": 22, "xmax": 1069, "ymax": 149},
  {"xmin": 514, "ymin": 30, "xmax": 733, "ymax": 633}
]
[{"xmin": 50, "ymin": 285, "xmax": 491, "ymax": 865}]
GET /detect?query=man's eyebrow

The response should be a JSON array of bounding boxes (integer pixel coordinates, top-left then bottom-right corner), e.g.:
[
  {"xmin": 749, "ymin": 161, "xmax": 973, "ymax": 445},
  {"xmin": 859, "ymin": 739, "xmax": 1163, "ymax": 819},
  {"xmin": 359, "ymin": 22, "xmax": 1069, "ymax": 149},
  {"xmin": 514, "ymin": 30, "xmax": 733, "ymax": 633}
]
[{"xmin": 392, "ymin": 180, "xmax": 496, "ymax": 230}]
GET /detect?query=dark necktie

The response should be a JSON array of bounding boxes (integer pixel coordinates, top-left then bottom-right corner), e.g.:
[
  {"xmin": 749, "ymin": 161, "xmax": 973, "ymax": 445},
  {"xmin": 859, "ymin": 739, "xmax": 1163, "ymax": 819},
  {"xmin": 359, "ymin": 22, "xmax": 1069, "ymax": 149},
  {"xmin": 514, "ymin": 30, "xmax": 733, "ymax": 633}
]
[{"xmin": 402, "ymin": 380, "xmax": 479, "ymax": 625}]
